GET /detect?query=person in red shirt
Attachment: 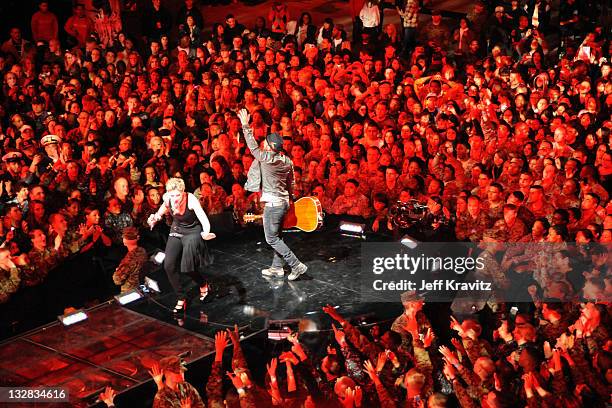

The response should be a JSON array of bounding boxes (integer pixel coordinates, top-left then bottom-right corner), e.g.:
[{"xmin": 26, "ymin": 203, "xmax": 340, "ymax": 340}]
[
  {"xmin": 31, "ymin": 1, "xmax": 58, "ymax": 43},
  {"xmin": 64, "ymin": 4, "xmax": 93, "ymax": 48}
]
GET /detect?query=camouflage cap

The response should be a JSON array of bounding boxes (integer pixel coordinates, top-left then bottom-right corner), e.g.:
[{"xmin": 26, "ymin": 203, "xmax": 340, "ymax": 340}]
[{"xmin": 159, "ymin": 356, "xmax": 187, "ymax": 374}]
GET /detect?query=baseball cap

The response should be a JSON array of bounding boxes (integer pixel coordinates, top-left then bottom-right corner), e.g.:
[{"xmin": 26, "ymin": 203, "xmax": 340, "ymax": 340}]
[{"xmin": 266, "ymin": 132, "xmax": 283, "ymax": 152}]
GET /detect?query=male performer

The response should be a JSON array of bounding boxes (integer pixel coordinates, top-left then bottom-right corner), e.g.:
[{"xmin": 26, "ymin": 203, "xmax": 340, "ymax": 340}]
[{"xmin": 237, "ymin": 109, "xmax": 307, "ymax": 280}]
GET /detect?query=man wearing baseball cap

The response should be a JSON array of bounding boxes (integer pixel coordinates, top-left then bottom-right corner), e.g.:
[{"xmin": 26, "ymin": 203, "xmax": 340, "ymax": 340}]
[
  {"xmin": 112, "ymin": 227, "xmax": 148, "ymax": 293},
  {"xmin": 238, "ymin": 109, "xmax": 308, "ymax": 281}
]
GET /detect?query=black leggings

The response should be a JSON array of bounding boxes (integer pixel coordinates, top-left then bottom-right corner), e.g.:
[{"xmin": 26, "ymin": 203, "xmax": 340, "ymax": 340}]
[{"xmin": 164, "ymin": 234, "xmax": 206, "ymax": 299}]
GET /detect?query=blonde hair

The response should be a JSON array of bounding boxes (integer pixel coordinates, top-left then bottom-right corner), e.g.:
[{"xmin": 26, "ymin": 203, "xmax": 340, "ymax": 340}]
[{"xmin": 165, "ymin": 177, "xmax": 186, "ymax": 192}]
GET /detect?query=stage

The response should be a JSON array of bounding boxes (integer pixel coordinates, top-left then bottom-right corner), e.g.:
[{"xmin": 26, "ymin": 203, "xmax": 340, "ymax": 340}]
[{"xmin": 0, "ymin": 228, "xmax": 405, "ymax": 407}]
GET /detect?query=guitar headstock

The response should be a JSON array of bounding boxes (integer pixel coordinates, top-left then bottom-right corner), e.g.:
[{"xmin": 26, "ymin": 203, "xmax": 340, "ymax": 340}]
[{"xmin": 243, "ymin": 213, "xmax": 261, "ymax": 223}]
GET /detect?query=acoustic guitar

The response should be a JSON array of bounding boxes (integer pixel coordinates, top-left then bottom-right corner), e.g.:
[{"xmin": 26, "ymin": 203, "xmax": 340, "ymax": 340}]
[{"xmin": 243, "ymin": 196, "xmax": 323, "ymax": 232}]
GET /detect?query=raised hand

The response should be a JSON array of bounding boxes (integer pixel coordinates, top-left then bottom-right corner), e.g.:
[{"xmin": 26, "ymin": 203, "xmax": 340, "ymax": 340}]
[
  {"xmin": 363, "ymin": 360, "xmax": 379, "ymax": 382},
  {"xmin": 323, "ymin": 304, "xmax": 344, "ymax": 323},
  {"xmin": 99, "ymin": 386, "xmax": 116, "ymax": 407},
  {"xmin": 522, "ymin": 372, "xmax": 534, "ymax": 393},
  {"xmin": 148, "ymin": 361, "xmax": 164, "ymax": 390},
  {"xmin": 239, "ymin": 371, "xmax": 252, "ymax": 388},
  {"xmin": 180, "ymin": 396, "xmax": 192, "ymax": 408},
  {"xmin": 227, "ymin": 371, "xmax": 245, "ymax": 390},
  {"xmin": 237, "ymin": 109, "xmax": 251, "ymax": 127},
  {"xmin": 342, "ymin": 387, "xmax": 355, "ymax": 408},
  {"xmin": 288, "ymin": 335, "xmax": 307, "ymax": 362},
  {"xmin": 215, "ymin": 331, "xmax": 228, "ymax": 357},
  {"xmin": 386, "ymin": 350, "xmax": 400, "ymax": 368},
  {"xmin": 265, "ymin": 357, "xmax": 278, "ymax": 386},
  {"xmin": 449, "ymin": 316, "xmax": 465, "ymax": 337},
  {"xmin": 450, "ymin": 337, "xmax": 465, "ymax": 355},
  {"xmin": 286, "ymin": 331, "xmax": 299, "ymax": 345},
  {"xmin": 376, "ymin": 351, "xmax": 387, "ymax": 372},
  {"xmin": 227, "ymin": 324, "xmax": 240, "ymax": 345},
  {"xmin": 423, "ymin": 328, "xmax": 435, "ymax": 348},
  {"xmin": 555, "ymin": 333, "xmax": 569, "ymax": 352},
  {"xmin": 439, "ymin": 345, "xmax": 459, "ymax": 366},
  {"xmin": 543, "ymin": 341, "xmax": 552, "ymax": 360},
  {"xmin": 354, "ymin": 386, "xmax": 362, "ymax": 408}
]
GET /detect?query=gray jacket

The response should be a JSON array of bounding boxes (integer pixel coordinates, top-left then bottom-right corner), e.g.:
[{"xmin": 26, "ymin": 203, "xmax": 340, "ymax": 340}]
[{"xmin": 243, "ymin": 125, "xmax": 294, "ymax": 200}]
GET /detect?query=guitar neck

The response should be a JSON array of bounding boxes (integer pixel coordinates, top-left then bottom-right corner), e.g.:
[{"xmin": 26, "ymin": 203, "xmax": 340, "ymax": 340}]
[{"xmin": 243, "ymin": 214, "xmax": 264, "ymax": 223}]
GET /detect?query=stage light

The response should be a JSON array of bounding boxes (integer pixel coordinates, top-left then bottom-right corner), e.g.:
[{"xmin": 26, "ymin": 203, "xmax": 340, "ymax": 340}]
[
  {"xmin": 114, "ymin": 289, "xmax": 143, "ymax": 305},
  {"xmin": 339, "ymin": 221, "xmax": 366, "ymax": 237},
  {"xmin": 400, "ymin": 235, "xmax": 418, "ymax": 249},
  {"xmin": 145, "ymin": 277, "xmax": 161, "ymax": 293},
  {"xmin": 151, "ymin": 251, "xmax": 165, "ymax": 265},
  {"xmin": 58, "ymin": 309, "xmax": 88, "ymax": 326}
]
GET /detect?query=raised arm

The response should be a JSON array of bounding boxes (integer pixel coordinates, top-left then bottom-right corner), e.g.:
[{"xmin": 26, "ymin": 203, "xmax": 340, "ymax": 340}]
[{"xmin": 238, "ymin": 109, "xmax": 275, "ymax": 163}]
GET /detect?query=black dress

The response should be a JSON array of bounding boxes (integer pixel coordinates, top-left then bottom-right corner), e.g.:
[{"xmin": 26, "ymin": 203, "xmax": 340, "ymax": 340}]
[{"xmin": 164, "ymin": 199, "xmax": 212, "ymax": 282}]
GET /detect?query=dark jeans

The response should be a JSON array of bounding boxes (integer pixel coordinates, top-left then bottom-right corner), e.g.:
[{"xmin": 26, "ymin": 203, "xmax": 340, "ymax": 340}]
[
  {"xmin": 401, "ymin": 27, "xmax": 416, "ymax": 57},
  {"xmin": 263, "ymin": 202, "xmax": 300, "ymax": 269}
]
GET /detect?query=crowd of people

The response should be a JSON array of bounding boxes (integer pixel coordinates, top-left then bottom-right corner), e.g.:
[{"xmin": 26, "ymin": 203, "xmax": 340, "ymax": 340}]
[
  {"xmin": 0, "ymin": 0, "xmax": 608, "ymax": 300},
  {"xmin": 0, "ymin": 0, "xmax": 609, "ymax": 405},
  {"xmin": 97, "ymin": 298, "xmax": 611, "ymax": 407}
]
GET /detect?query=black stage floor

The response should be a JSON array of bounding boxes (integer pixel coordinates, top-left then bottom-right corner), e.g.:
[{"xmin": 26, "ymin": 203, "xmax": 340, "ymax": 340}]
[{"xmin": 127, "ymin": 228, "xmax": 403, "ymax": 339}]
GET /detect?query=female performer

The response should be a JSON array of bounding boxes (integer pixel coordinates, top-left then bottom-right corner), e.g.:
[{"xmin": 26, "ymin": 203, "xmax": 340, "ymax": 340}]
[{"xmin": 147, "ymin": 178, "xmax": 215, "ymax": 313}]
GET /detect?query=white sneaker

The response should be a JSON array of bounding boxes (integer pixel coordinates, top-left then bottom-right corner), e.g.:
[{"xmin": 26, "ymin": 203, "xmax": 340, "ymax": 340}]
[
  {"xmin": 288, "ymin": 263, "xmax": 307, "ymax": 281},
  {"xmin": 262, "ymin": 266, "xmax": 284, "ymax": 277}
]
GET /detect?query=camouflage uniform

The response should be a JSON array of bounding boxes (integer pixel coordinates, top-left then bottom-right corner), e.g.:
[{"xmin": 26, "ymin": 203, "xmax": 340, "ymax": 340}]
[
  {"xmin": 205, "ymin": 361, "xmax": 224, "ymax": 408},
  {"xmin": 152, "ymin": 382, "xmax": 205, "ymax": 408},
  {"xmin": 23, "ymin": 247, "xmax": 62, "ymax": 287},
  {"xmin": 473, "ymin": 244, "xmax": 510, "ymax": 312},
  {"xmin": 337, "ymin": 173, "xmax": 371, "ymax": 198},
  {"xmin": 391, "ymin": 310, "xmax": 432, "ymax": 352},
  {"xmin": 553, "ymin": 193, "xmax": 580, "ymax": 210},
  {"xmin": 371, "ymin": 183, "xmax": 401, "ymax": 202},
  {"xmin": 331, "ymin": 194, "xmax": 372, "ymax": 218},
  {"xmin": 455, "ymin": 212, "xmax": 490, "ymax": 241},
  {"xmin": 493, "ymin": 218, "xmax": 527, "ymax": 242},
  {"xmin": 113, "ymin": 246, "xmax": 148, "ymax": 293},
  {"xmin": 483, "ymin": 201, "xmax": 504, "ymax": 224},
  {"xmin": 0, "ymin": 266, "xmax": 20, "ymax": 304},
  {"xmin": 59, "ymin": 228, "xmax": 86, "ymax": 255},
  {"xmin": 526, "ymin": 201, "xmax": 555, "ymax": 221},
  {"xmin": 498, "ymin": 174, "xmax": 520, "ymax": 192}
]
